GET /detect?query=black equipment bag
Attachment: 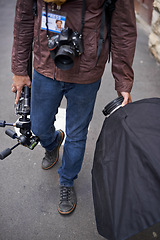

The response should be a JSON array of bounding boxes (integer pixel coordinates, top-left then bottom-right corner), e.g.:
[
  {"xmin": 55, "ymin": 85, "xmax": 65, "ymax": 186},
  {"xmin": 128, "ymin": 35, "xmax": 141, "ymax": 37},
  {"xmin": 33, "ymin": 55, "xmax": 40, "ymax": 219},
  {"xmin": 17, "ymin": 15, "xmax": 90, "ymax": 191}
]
[{"xmin": 92, "ymin": 98, "xmax": 160, "ymax": 240}]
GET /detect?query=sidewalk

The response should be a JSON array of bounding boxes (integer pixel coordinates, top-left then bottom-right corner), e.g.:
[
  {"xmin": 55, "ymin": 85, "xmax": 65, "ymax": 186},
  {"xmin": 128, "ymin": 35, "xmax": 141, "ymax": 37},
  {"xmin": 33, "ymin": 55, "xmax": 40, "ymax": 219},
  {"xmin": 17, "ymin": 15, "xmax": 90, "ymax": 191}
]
[{"xmin": 0, "ymin": 2, "xmax": 160, "ymax": 240}]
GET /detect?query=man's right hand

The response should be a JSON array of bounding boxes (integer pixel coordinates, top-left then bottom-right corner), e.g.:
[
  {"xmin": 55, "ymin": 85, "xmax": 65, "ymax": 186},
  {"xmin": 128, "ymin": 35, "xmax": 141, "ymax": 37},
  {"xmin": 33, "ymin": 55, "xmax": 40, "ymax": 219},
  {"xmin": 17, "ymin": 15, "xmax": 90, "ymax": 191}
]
[{"xmin": 12, "ymin": 75, "xmax": 31, "ymax": 104}]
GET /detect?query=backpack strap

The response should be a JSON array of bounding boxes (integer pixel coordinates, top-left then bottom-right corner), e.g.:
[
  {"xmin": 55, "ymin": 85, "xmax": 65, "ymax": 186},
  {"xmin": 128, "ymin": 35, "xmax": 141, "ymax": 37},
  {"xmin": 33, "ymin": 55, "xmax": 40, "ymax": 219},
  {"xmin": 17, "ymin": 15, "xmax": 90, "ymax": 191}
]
[
  {"xmin": 106, "ymin": 0, "xmax": 117, "ymax": 62},
  {"xmin": 96, "ymin": 0, "xmax": 117, "ymax": 65},
  {"xmin": 33, "ymin": 0, "xmax": 37, "ymax": 17},
  {"xmin": 80, "ymin": 0, "xmax": 86, "ymax": 35}
]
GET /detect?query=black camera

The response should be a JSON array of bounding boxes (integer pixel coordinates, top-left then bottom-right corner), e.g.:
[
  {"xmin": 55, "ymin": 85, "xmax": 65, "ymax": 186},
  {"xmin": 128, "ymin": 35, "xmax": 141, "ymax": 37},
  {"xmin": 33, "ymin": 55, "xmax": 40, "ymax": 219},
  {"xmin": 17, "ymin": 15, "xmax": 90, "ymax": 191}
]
[{"xmin": 48, "ymin": 28, "xmax": 84, "ymax": 70}]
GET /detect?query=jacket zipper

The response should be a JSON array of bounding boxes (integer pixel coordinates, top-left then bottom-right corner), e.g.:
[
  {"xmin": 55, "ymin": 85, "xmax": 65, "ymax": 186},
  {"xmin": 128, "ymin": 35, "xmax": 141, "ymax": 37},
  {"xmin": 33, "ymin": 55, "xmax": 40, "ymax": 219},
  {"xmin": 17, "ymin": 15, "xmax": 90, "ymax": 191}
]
[{"xmin": 54, "ymin": 66, "xmax": 57, "ymax": 79}]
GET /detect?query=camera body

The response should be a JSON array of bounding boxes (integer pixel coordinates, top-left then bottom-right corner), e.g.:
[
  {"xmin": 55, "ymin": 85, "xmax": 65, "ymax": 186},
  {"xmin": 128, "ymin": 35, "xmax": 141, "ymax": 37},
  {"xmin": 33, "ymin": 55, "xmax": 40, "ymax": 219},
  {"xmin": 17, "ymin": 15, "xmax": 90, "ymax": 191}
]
[{"xmin": 48, "ymin": 28, "xmax": 83, "ymax": 70}]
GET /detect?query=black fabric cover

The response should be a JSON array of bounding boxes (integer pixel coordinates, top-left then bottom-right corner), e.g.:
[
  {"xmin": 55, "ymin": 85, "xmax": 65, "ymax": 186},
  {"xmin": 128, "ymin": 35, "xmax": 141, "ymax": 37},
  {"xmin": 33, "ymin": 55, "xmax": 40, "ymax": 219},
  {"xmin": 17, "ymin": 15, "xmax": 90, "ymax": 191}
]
[{"xmin": 92, "ymin": 98, "xmax": 160, "ymax": 240}]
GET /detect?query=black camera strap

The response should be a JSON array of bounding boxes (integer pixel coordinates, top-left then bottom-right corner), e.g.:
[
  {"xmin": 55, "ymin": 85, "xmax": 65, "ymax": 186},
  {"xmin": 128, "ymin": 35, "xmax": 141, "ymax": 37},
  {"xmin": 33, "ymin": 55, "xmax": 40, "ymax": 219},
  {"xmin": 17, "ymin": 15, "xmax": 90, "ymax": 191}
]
[
  {"xmin": 96, "ymin": 0, "xmax": 117, "ymax": 65},
  {"xmin": 45, "ymin": 0, "xmax": 86, "ymax": 38},
  {"xmin": 45, "ymin": 2, "xmax": 50, "ymax": 38},
  {"xmin": 33, "ymin": 0, "xmax": 37, "ymax": 17},
  {"xmin": 80, "ymin": 0, "xmax": 86, "ymax": 36}
]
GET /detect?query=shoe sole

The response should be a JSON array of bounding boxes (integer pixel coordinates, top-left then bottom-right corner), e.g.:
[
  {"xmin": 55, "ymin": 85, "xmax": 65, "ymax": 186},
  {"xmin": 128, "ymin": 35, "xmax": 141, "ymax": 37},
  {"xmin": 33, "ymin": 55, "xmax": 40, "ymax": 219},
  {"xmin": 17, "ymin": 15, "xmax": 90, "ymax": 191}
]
[
  {"xmin": 58, "ymin": 201, "xmax": 77, "ymax": 215},
  {"xmin": 42, "ymin": 129, "xmax": 65, "ymax": 170}
]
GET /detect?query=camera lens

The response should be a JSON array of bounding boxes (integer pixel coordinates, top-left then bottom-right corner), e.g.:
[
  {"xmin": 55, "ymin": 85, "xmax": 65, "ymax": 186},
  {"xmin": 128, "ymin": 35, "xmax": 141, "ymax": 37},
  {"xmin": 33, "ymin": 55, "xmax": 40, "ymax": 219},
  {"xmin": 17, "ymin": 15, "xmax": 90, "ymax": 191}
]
[{"xmin": 54, "ymin": 45, "xmax": 75, "ymax": 70}]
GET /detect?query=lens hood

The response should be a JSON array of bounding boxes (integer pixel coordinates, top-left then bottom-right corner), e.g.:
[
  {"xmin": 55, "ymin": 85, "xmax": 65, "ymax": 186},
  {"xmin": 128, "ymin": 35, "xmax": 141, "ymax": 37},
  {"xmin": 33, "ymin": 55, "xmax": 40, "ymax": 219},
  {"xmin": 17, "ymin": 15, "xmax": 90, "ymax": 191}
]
[
  {"xmin": 54, "ymin": 45, "xmax": 75, "ymax": 70},
  {"xmin": 102, "ymin": 96, "xmax": 124, "ymax": 117}
]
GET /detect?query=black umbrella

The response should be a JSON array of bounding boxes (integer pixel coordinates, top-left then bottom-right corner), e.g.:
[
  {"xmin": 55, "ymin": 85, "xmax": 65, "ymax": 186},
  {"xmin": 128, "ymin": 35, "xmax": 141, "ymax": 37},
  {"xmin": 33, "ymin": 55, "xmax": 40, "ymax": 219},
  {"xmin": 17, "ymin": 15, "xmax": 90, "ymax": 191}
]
[{"xmin": 92, "ymin": 98, "xmax": 160, "ymax": 240}]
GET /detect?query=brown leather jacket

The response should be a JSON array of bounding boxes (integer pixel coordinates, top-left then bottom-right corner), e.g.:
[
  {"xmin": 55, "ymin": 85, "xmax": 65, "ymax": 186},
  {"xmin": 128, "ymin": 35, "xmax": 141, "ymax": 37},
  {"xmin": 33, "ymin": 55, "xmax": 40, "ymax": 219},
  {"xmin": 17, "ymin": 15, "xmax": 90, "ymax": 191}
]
[{"xmin": 12, "ymin": 0, "xmax": 137, "ymax": 92}]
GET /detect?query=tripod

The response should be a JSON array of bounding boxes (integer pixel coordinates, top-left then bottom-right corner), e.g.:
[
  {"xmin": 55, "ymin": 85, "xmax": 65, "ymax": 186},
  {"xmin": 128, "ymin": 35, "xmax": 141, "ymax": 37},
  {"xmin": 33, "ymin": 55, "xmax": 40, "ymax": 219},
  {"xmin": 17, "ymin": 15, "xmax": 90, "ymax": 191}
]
[{"xmin": 0, "ymin": 54, "xmax": 39, "ymax": 160}]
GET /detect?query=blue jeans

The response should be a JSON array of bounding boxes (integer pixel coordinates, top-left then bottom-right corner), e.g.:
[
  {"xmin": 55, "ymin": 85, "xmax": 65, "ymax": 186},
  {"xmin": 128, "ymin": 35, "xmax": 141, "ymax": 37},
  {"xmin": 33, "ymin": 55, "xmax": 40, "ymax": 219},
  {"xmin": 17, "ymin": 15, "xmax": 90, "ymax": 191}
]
[{"xmin": 31, "ymin": 70, "xmax": 101, "ymax": 187}]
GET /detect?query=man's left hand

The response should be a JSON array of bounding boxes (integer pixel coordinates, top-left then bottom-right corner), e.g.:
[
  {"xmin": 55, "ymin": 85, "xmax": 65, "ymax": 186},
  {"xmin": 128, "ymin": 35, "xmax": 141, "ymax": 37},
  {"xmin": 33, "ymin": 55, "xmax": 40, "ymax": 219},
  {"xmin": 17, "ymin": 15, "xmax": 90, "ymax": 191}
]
[{"xmin": 117, "ymin": 91, "xmax": 132, "ymax": 106}]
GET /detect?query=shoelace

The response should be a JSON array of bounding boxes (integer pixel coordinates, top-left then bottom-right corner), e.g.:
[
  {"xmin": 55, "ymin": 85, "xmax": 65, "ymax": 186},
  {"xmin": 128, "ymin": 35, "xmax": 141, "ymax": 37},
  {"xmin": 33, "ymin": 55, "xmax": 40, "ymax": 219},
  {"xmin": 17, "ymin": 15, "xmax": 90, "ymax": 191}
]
[{"xmin": 60, "ymin": 187, "xmax": 71, "ymax": 202}]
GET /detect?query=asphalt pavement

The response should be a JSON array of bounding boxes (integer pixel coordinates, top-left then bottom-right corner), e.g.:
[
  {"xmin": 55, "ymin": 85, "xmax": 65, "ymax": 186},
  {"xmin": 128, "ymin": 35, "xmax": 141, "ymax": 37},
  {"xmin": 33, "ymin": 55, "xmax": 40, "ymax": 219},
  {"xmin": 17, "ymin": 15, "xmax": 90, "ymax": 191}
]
[{"xmin": 0, "ymin": 1, "xmax": 160, "ymax": 240}]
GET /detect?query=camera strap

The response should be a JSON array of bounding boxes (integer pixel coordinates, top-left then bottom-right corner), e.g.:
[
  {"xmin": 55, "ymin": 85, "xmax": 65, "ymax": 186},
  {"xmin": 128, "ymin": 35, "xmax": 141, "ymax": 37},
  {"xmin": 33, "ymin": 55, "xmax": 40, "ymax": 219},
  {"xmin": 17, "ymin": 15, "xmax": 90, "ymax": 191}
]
[
  {"xmin": 33, "ymin": 0, "xmax": 37, "ymax": 17},
  {"xmin": 45, "ymin": 0, "xmax": 86, "ymax": 38},
  {"xmin": 96, "ymin": 0, "xmax": 117, "ymax": 65},
  {"xmin": 45, "ymin": 2, "xmax": 50, "ymax": 38},
  {"xmin": 80, "ymin": 0, "xmax": 86, "ymax": 36}
]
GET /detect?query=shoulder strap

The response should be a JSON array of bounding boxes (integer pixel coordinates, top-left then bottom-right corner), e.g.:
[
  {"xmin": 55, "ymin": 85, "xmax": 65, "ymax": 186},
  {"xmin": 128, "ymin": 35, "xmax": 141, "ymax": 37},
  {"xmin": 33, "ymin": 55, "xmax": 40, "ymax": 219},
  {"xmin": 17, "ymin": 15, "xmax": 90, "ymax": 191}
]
[
  {"xmin": 80, "ymin": 0, "xmax": 86, "ymax": 35},
  {"xmin": 33, "ymin": 0, "xmax": 37, "ymax": 17},
  {"xmin": 96, "ymin": 0, "xmax": 117, "ymax": 65},
  {"xmin": 106, "ymin": 0, "xmax": 117, "ymax": 62}
]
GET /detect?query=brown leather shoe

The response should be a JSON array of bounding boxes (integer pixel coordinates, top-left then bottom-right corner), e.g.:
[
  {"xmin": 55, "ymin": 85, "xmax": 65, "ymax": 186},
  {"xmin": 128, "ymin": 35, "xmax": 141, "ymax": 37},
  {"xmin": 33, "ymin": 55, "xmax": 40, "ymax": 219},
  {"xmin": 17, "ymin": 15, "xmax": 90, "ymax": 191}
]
[{"xmin": 41, "ymin": 130, "xmax": 64, "ymax": 170}]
